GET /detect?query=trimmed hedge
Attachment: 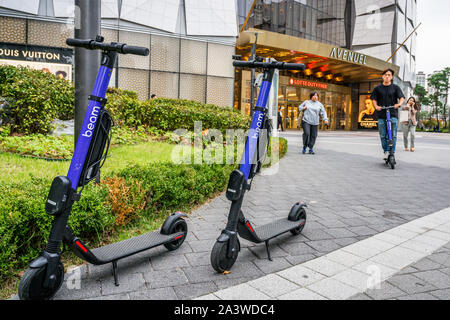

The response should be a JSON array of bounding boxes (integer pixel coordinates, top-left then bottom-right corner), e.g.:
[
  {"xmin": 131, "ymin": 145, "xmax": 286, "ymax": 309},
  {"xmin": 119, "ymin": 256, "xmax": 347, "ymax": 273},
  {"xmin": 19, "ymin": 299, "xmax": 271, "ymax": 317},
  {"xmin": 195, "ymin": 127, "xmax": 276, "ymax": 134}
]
[
  {"xmin": 0, "ymin": 65, "xmax": 74, "ymax": 134},
  {"xmin": 106, "ymin": 88, "xmax": 251, "ymax": 134}
]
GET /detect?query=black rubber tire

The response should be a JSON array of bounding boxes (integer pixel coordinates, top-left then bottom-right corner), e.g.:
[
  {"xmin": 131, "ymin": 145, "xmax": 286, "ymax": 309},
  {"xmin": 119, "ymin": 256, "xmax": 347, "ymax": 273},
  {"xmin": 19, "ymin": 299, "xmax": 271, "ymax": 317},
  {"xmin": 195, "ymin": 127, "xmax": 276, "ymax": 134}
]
[
  {"xmin": 290, "ymin": 208, "xmax": 307, "ymax": 235},
  {"xmin": 18, "ymin": 262, "xmax": 64, "ymax": 300},
  {"xmin": 210, "ymin": 239, "xmax": 240, "ymax": 273},
  {"xmin": 163, "ymin": 218, "xmax": 187, "ymax": 251},
  {"xmin": 389, "ymin": 156, "xmax": 395, "ymax": 170}
]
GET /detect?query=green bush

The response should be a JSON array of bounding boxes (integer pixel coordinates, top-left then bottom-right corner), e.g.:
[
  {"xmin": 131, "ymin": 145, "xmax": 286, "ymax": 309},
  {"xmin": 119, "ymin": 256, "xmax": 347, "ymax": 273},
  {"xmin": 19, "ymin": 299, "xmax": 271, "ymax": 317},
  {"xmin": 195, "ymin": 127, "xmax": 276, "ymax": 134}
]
[
  {"xmin": 0, "ymin": 178, "xmax": 112, "ymax": 281},
  {"xmin": 0, "ymin": 65, "xmax": 74, "ymax": 134},
  {"xmin": 106, "ymin": 89, "xmax": 251, "ymax": 134}
]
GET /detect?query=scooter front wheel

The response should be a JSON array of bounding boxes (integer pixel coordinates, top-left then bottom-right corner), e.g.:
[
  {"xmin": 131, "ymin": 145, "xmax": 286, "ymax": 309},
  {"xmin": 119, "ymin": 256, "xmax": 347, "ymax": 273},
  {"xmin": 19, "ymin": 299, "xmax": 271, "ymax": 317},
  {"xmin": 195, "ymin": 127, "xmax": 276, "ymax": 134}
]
[
  {"xmin": 210, "ymin": 239, "xmax": 240, "ymax": 273},
  {"xmin": 18, "ymin": 262, "xmax": 64, "ymax": 300}
]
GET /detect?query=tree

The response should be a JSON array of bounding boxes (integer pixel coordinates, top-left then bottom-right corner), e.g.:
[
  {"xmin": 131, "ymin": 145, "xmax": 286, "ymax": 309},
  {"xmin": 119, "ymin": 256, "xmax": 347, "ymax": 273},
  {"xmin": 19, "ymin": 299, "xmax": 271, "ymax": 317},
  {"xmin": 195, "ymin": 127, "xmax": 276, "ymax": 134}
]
[
  {"xmin": 414, "ymin": 84, "xmax": 429, "ymax": 121},
  {"xmin": 427, "ymin": 69, "xmax": 450, "ymax": 129}
]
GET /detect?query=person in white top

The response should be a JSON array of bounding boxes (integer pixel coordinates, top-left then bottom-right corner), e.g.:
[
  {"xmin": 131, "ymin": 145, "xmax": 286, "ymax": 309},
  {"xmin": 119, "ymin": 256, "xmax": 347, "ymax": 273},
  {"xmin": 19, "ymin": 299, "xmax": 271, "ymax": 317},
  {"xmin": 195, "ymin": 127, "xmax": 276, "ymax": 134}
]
[{"xmin": 298, "ymin": 92, "xmax": 328, "ymax": 154}]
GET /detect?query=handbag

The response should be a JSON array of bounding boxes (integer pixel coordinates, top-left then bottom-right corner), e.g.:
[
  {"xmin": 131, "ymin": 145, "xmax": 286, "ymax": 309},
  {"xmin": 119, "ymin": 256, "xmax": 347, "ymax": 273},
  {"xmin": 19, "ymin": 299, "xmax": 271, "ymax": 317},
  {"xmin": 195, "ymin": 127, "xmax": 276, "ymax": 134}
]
[{"xmin": 399, "ymin": 108, "xmax": 409, "ymax": 124}]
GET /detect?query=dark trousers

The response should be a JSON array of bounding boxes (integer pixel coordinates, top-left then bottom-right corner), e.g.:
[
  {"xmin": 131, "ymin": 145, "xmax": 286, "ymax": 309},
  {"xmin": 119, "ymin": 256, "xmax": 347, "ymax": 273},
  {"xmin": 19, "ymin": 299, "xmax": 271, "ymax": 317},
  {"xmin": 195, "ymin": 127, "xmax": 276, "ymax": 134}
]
[
  {"xmin": 302, "ymin": 121, "xmax": 318, "ymax": 149},
  {"xmin": 278, "ymin": 117, "xmax": 284, "ymax": 131}
]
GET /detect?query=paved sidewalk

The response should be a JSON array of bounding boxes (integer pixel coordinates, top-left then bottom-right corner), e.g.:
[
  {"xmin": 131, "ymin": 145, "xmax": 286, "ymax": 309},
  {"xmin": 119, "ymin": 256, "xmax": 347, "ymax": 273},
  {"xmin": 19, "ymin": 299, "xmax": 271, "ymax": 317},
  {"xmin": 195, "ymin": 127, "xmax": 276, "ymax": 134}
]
[
  {"xmin": 12, "ymin": 130, "xmax": 449, "ymax": 300},
  {"xmin": 196, "ymin": 207, "xmax": 450, "ymax": 300}
]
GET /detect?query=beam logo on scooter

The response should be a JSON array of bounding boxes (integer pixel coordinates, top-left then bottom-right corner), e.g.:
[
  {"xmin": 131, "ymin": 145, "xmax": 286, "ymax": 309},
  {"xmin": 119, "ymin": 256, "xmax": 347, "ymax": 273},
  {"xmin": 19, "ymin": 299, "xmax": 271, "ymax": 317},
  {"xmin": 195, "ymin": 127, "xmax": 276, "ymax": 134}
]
[
  {"xmin": 252, "ymin": 113, "xmax": 265, "ymax": 139},
  {"xmin": 81, "ymin": 105, "xmax": 101, "ymax": 138}
]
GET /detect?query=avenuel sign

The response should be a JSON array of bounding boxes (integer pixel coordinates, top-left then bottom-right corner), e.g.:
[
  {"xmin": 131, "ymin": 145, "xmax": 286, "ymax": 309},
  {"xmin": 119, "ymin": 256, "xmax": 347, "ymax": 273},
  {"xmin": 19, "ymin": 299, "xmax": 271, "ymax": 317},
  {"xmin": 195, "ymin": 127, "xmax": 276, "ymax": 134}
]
[
  {"xmin": 289, "ymin": 78, "xmax": 328, "ymax": 89},
  {"xmin": 330, "ymin": 47, "xmax": 368, "ymax": 65}
]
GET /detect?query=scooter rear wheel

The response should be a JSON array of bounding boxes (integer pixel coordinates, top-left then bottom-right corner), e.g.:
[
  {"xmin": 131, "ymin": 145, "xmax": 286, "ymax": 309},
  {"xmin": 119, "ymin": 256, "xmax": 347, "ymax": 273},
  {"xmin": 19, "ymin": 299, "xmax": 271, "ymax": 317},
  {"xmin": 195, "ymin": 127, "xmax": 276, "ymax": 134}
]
[
  {"xmin": 210, "ymin": 239, "xmax": 240, "ymax": 273},
  {"xmin": 163, "ymin": 218, "xmax": 188, "ymax": 251},
  {"xmin": 18, "ymin": 262, "xmax": 64, "ymax": 300},
  {"xmin": 389, "ymin": 155, "xmax": 395, "ymax": 169}
]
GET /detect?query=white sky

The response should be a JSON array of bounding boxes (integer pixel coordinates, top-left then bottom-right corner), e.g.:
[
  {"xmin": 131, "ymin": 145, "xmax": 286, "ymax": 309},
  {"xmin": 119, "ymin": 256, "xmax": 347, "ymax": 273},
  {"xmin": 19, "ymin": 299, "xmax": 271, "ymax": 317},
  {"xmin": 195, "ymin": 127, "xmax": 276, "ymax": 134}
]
[{"xmin": 415, "ymin": 0, "xmax": 450, "ymax": 75}]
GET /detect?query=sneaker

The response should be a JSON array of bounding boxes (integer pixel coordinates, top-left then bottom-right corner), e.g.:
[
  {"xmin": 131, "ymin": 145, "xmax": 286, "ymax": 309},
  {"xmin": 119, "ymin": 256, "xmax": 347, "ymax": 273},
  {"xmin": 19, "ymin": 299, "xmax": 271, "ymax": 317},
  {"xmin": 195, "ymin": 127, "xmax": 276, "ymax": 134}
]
[
  {"xmin": 309, "ymin": 148, "xmax": 315, "ymax": 155},
  {"xmin": 411, "ymin": 148, "xmax": 415, "ymax": 152},
  {"xmin": 405, "ymin": 148, "xmax": 409, "ymax": 151},
  {"xmin": 384, "ymin": 151, "xmax": 389, "ymax": 159},
  {"xmin": 302, "ymin": 146, "xmax": 307, "ymax": 154}
]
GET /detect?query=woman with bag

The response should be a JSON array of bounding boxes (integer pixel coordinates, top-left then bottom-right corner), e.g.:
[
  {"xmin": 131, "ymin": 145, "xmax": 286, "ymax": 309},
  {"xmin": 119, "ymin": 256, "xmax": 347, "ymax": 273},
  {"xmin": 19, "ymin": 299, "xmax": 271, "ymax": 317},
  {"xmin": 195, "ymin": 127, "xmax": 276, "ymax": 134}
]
[{"xmin": 401, "ymin": 97, "xmax": 418, "ymax": 152}]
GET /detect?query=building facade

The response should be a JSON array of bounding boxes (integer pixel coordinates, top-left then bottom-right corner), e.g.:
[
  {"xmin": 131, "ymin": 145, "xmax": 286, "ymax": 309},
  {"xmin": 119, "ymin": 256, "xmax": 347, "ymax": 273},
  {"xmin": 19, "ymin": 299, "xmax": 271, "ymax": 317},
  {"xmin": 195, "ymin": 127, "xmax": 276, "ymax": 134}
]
[
  {"xmin": 0, "ymin": 0, "xmax": 237, "ymax": 106},
  {"xmin": 1, "ymin": 0, "xmax": 418, "ymax": 131},
  {"xmin": 236, "ymin": 0, "xmax": 416, "ymax": 130}
]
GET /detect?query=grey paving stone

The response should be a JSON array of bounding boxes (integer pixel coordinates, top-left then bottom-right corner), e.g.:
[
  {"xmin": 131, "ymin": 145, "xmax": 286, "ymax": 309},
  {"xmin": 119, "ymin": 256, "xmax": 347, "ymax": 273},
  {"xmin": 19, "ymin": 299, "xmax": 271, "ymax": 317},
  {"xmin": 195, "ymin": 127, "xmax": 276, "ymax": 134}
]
[
  {"xmin": 301, "ymin": 229, "xmax": 336, "ymax": 241},
  {"xmin": 333, "ymin": 237, "xmax": 359, "ymax": 247},
  {"xmin": 429, "ymin": 288, "xmax": 450, "ymax": 300},
  {"xmin": 143, "ymin": 269, "xmax": 189, "ymax": 289},
  {"xmin": 325, "ymin": 227, "xmax": 358, "ymax": 239},
  {"xmin": 129, "ymin": 287, "xmax": 179, "ymax": 300},
  {"xmin": 396, "ymin": 266, "xmax": 419, "ymax": 275},
  {"xmin": 306, "ymin": 240, "xmax": 341, "ymax": 253},
  {"xmin": 412, "ymin": 270, "xmax": 450, "ymax": 289},
  {"xmin": 278, "ymin": 242, "xmax": 318, "ymax": 256},
  {"xmin": 284, "ymin": 253, "xmax": 317, "ymax": 266},
  {"xmin": 428, "ymin": 252, "xmax": 450, "ymax": 267},
  {"xmin": 397, "ymin": 292, "xmax": 439, "ymax": 300},
  {"xmin": 440, "ymin": 268, "xmax": 450, "ymax": 276},
  {"xmin": 387, "ymin": 274, "xmax": 439, "ymax": 295},
  {"xmin": 173, "ymin": 282, "xmax": 218, "ymax": 300},
  {"xmin": 348, "ymin": 226, "xmax": 378, "ymax": 237},
  {"xmin": 348, "ymin": 293, "xmax": 373, "ymax": 300},
  {"xmin": 150, "ymin": 252, "xmax": 190, "ymax": 271},
  {"xmin": 252, "ymin": 257, "xmax": 293, "ymax": 274},
  {"xmin": 101, "ymin": 273, "xmax": 146, "ymax": 296},
  {"xmin": 85, "ymin": 293, "xmax": 130, "ymax": 300},
  {"xmin": 364, "ymin": 282, "xmax": 407, "ymax": 300},
  {"xmin": 412, "ymin": 258, "xmax": 444, "ymax": 272}
]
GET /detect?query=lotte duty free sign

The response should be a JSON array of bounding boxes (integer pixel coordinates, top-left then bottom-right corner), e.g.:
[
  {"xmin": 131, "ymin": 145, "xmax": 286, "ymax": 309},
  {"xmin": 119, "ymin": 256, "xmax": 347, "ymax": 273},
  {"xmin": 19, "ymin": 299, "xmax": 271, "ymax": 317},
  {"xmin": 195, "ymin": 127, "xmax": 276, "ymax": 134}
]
[{"xmin": 289, "ymin": 78, "xmax": 328, "ymax": 90}]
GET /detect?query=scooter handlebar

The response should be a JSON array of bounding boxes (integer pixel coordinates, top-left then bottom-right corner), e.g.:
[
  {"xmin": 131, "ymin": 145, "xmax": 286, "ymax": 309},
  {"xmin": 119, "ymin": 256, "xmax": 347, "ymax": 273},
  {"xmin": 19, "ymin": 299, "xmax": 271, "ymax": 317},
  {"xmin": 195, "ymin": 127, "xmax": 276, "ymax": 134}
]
[
  {"xmin": 233, "ymin": 60, "xmax": 305, "ymax": 71},
  {"xmin": 66, "ymin": 38, "xmax": 149, "ymax": 56}
]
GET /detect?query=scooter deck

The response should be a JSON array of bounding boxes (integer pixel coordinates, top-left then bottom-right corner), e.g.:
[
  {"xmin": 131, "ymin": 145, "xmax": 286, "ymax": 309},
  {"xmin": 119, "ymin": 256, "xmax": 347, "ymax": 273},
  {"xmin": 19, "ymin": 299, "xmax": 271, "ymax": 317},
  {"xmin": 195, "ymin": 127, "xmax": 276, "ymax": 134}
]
[
  {"xmin": 253, "ymin": 218, "xmax": 304, "ymax": 242},
  {"xmin": 90, "ymin": 230, "xmax": 184, "ymax": 264}
]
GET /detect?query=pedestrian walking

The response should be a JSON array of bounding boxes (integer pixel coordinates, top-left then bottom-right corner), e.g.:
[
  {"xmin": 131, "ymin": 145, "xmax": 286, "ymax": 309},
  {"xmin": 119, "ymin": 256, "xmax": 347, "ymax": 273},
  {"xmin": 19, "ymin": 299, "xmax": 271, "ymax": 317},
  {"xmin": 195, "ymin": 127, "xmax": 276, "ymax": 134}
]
[
  {"xmin": 298, "ymin": 92, "xmax": 328, "ymax": 154},
  {"xmin": 277, "ymin": 107, "xmax": 284, "ymax": 131},
  {"xmin": 370, "ymin": 68, "xmax": 405, "ymax": 159},
  {"xmin": 401, "ymin": 97, "xmax": 418, "ymax": 152}
]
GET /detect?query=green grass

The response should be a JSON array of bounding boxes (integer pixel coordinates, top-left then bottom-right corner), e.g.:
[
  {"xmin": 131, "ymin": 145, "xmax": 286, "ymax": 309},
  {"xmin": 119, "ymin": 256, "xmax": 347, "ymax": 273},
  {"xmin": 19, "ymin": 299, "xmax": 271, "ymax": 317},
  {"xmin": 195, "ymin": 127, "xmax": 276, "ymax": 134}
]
[{"xmin": 0, "ymin": 141, "xmax": 176, "ymax": 184}]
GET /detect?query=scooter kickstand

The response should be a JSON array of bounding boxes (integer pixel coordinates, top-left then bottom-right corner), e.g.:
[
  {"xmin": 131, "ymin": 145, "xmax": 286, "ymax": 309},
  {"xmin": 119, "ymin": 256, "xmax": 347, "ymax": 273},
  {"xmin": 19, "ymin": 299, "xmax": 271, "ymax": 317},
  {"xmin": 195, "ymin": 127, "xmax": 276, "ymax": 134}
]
[
  {"xmin": 265, "ymin": 240, "xmax": 272, "ymax": 261},
  {"xmin": 112, "ymin": 260, "xmax": 119, "ymax": 286}
]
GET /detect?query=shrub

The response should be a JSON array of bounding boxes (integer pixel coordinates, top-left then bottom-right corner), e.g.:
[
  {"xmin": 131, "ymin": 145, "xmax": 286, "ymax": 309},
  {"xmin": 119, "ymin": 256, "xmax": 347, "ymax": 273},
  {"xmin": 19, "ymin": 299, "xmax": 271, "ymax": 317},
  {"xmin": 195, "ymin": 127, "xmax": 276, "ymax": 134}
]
[
  {"xmin": 105, "ymin": 89, "xmax": 251, "ymax": 134},
  {"xmin": 0, "ymin": 65, "xmax": 74, "ymax": 134}
]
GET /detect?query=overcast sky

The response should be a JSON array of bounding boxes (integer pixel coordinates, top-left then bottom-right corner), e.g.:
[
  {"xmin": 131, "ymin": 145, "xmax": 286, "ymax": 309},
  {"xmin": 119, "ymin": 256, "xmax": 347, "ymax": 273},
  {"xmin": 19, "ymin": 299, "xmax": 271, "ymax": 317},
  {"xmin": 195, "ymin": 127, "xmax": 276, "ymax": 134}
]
[{"xmin": 415, "ymin": 0, "xmax": 450, "ymax": 75}]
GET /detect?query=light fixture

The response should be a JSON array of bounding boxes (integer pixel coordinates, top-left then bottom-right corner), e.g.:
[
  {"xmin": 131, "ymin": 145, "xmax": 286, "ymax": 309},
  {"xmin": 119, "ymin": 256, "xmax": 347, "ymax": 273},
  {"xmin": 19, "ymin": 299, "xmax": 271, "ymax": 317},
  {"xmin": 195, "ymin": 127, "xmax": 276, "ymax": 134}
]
[{"xmin": 304, "ymin": 69, "xmax": 312, "ymax": 76}]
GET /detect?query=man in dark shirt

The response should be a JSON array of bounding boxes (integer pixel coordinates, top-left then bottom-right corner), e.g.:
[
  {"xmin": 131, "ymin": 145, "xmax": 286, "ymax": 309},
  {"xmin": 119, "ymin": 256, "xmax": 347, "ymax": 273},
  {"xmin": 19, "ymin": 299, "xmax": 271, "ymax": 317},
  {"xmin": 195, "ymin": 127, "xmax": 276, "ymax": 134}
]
[{"xmin": 370, "ymin": 68, "xmax": 405, "ymax": 158}]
